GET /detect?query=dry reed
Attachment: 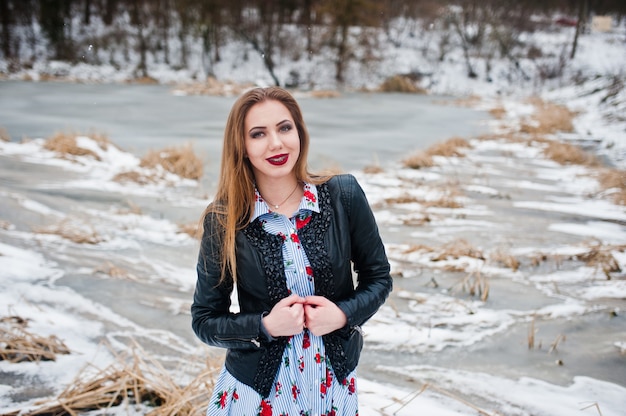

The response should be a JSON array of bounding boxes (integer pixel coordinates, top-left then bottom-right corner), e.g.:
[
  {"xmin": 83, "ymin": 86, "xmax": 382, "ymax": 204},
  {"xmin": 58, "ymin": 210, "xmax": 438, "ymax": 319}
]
[
  {"xmin": 0, "ymin": 127, "xmax": 10, "ymax": 142},
  {"xmin": 25, "ymin": 343, "xmax": 219, "ymax": 416},
  {"xmin": 178, "ymin": 222, "xmax": 198, "ymax": 238},
  {"xmin": 140, "ymin": 143, "xmax": 203, "ymax": 180},
  {"xmin": 0, "ymin": 316, "xmax": 70, "ymax": 363},
  {"xmin": 598, "ymin": 168, "xmax": 626, "ymax": 205},
  {"xmin": 378, "ymin": 75, "xmax": 427, "ymax": 94},
  {"xmin": 450, "ymin": 270, "xmax": 490, "ymax": 301},
  {"xmin": 93, "ymin": 261, "xmax": 137, "ymax": 280},
  {"xmin": 309, "ymin": 90, "xmax": 341, "ymax": 98},
  {"xmin": 488, "ymin": 106, "xmax": 506, "ymax": 120},
  {"xmin": 113, "ymin": 170, "xmax": 157, "ymax": 185},
  {"xmin": 380, "ymin": 381, "xmax": 496, "ymax": 416},
  {"xmin": 528, "ymin": 317, "xmax": 537, "ymax": 349},
  {"xmin": 431, "ymin": 239, "xmax": 485, "ymax": 262},
  {"xmin": 538, "ymin": 139, "xmax": 599, "ymax": 166},
  {"xmin": 574, "ymin": 242, "xmax": 623, "ymax": 279},
  {"xmin": 402, "ymin": 150, "xmax": 434, "ymax": 169},
  {"xmin": 362, "ymin": 164, "xmax": 384, "ymax": 174},
  {"xmin": 520, "ymin": 97, "xmax": 575, "ymax": 134},
  {"xmin": 43, "ymin": 131, "xmax": 113, "ymax": 161},
  {"xmin": 425, "ymin": 136, "xmax": 472, "ymax": 158},
  {"xmin": 173, "ymin": 76, "xmax": 254, "ymax": 96},
  {"xmin": 43, "ymin": 132, "xmax": 101, "ymax": 160},
  {"xmin": 489, "ymin": 249, "xmax": 520, "ymax": 271},
  {"xmin": 35, "ymin": 219, "xmax": 102, "ymax": 244}
]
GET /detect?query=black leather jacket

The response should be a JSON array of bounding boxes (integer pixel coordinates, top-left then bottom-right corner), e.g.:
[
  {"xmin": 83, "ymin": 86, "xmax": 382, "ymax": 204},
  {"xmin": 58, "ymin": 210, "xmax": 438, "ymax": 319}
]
[{"xmin": 191, "ymin": 174, "xmax": 392, "ymax": 398}]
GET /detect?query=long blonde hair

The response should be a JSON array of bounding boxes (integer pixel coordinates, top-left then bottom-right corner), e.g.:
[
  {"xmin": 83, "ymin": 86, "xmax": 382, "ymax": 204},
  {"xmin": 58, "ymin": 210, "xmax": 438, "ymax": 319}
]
[{"xmin": 201, "ymin": 87, "xmax": 330, "ymax": 283}]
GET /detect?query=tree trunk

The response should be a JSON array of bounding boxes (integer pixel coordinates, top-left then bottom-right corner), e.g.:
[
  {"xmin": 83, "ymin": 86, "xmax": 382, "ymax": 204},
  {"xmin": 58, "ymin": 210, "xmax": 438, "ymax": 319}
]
[
  {"xmin": 83, "ymin": 0, "xmax": 91, "ymax": 25},
  {"xmin": 0, "ymin": 0, "xmax": 12, "ymax": 59},
  {"xmin": 570, "ymin": 0, "xmax": 588, "ymax": 59}
]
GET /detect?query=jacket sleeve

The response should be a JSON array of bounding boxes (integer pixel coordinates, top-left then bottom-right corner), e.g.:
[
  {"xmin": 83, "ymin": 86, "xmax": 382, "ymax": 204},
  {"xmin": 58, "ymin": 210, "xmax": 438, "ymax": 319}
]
[
  {"xmin": 335, "ymin": 175, "xmax": 393, "ymax": 328},
  {"xmin": 191, "ymin": 211, "xmax": 266, "ymax": 350}
]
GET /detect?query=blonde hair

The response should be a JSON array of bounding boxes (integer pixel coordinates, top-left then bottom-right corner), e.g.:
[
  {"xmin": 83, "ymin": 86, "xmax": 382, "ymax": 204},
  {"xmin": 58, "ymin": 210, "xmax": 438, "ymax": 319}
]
[{"xmin": 201, "ymin": 87, "xmax": 330, "ymax": 283}]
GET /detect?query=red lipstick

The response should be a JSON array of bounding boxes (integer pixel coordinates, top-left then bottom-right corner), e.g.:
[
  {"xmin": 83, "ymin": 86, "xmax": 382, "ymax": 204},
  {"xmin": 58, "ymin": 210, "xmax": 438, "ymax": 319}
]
[{"xmin": 267, "ymin": 153, "xmax": 289, "ymax": 166}]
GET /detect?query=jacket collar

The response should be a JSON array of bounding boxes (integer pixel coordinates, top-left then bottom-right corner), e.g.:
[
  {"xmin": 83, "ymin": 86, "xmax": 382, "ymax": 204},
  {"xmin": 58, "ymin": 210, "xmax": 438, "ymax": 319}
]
[{"xmin": 251, "ymin": 182, "xmax": 320, "ymax": 222}]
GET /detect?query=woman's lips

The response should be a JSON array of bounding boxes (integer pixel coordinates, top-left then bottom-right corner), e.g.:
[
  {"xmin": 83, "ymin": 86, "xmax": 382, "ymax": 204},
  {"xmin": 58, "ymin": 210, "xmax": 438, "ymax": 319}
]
[{"xmin": 267, "ymin": 154, "xmax": 289, "ymax": 166}]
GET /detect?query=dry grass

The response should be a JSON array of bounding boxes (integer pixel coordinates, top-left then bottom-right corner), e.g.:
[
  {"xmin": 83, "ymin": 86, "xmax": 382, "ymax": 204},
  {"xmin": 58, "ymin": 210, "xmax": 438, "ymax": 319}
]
[
  {"xmin": 363, "ymin": 164, "xmax": 384, "ymax": 174},
  {"xmin": 520, "ymin": 97, "xmax": 575, "ymax": 135},
  {"xmin": 528, "ymin": 316, "xmax": 537, "ymax": 349},
  {"xmin": 113, "ymin": 170, "xmax": 158, "ymax": 185},
  {"xmin": 598, "ymin": 168, "xmax": 626, "ymax": 205},
  {"xmin": 0, "ymin": 316, "xmax": 70, "ymax": 363},
  {"xmin": 309, "ymin": 90, "xmax": 341, "ymax": 98},
  {"xmin": 574, "ymin": 242, "xmax": 624, "ymax": 279},
  {"xmin": 488, "ymin": 105, "xmax": 507, "ymax": 120},
  {"xmin": 422, "ymin": 196, "xmax": 463, "ymax": 209},
  {"xmin": 93, "ymin": 261, "xmax": 137, "ymax": 280},
  {"xmin": 132, "ymin": 76, "xmax": 159, "ymax": 85},
  {"xmin": 539, "ymin": 139, "xmax": 600, "ymax": 166},
  {"xmin": 380, "ymin": 381, "xmax": 494, "ymax": 416},
  {"xmin": 0, "ymin": 127, "xmax": 10, "ymax": 142},
  {"xmin": 402, "ymin": 150, "xmax": 434, "ymax": 169},
  {"xmin": 454, "ymin": 270, "xmax": 490, "ymax": 301},
  {"xmin": 173, "ymin": 76, "xmax": 254, "ymax": 97},
  {"xmin": 178, "ymin": 222, "xmax": 198, "ymax": 238},
  {"xmin": 432, "ymin": 239, "xmax": 485, "ymax": 262},
  {"xmin": 489, "ymin": 249, "xmax": 520, "ymax": 272},
  {"xmin": 384, "ymin": 194, "xmax": 421, "ymax": 205},
  {"xmin": 43, "ymin": 131, "xmax": 113, "ymax": 161},
  {"xmin": 403, "ymin": 244, "xmax": 435, "ymax": 255},
  {"xmin": 35, "ymin": 219, "xmax": 102, "ymax": 244},
  {"xmin": 403, "ymin": 137, "xmax": 472, "ymax": 168},
  {"xmin": 425, "ymin": 137, "xmax": 472, "ymax": 158},
  {"xmin": 25, "ymin": 343, "xmax": 219, "ymax": 416},
  {"xmin": 378, "ymin": 75, "xmax": 427, "ymax": 94},
  {"xmin": 140, "ymin": 143, "xmax": 203, "ymax": 180}
]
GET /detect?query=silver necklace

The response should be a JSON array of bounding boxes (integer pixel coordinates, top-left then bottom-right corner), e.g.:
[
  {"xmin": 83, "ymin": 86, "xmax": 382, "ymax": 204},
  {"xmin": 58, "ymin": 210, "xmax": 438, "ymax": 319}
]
[{"xmin": 263, "ymin": 182, "xmax": 300, "ymax": 210}]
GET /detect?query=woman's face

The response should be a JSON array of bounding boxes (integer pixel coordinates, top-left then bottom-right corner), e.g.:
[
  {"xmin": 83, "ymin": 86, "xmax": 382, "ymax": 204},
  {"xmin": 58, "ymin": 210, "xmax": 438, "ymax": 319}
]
[{"xmin": 244, "ymin": 99, "xmax": 300, "ymax": 185}]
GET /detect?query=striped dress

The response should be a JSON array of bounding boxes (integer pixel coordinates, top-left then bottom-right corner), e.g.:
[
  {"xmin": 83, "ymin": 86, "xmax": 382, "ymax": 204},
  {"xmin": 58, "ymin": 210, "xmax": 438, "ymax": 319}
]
[{"xmin": 207, "ymin": 183, "xmax": 358, "ymax": 416}]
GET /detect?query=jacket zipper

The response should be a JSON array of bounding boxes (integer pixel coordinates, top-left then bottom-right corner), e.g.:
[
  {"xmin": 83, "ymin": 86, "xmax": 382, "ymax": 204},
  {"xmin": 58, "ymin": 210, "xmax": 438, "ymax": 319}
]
[{"xmin": 216, "ymin": 335, "xmax": 260, "ymax": 347}]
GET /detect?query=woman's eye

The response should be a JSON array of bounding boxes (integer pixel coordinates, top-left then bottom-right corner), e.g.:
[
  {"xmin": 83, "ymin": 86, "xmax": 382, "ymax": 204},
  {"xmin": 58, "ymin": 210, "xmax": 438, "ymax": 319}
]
[
  {"xmin": 250, "ymin": 131, "xmax": 264, "ymax": 138},
  {"xmin": 280, "ymin": 124, "xmax": 293, "ymax": 132}
]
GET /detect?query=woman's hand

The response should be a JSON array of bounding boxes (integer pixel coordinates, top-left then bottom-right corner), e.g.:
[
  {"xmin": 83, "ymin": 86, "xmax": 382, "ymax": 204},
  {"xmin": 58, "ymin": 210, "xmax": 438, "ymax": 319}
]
[
  {"xmin": 262, "ymin": 294, "xmax": 306, "ymax": 337},
  {"xmin": 303, "ymin": 296, "xmax": 347, "ymax": 336}
]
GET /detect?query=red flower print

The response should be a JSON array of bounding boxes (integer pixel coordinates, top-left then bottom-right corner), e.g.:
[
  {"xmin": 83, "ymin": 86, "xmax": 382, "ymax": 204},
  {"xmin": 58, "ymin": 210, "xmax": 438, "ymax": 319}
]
[
  {"xmin": 306, "ymin": 266, "xmax": 314, "ymax": 278},
  {"xmin": 298, "ymin": 356, "xmax": 305, "ymax": 372},
  {"xmin": 292, "ymin": 383, "xmax": 300, "ymax": 400},
  {"xmin": 233, "ymin": 389, "xmax": 239, "ymax": 401},
  {"xmin": 315, "ymin": 351, "xmax": 322, "ymax": 364},
  {"xmin": 320, "ymin": 381, "xmax": 327, "ymax": 397},
  {"xmin": 214, "ymin": 391, "xmax": 228, "ymax": 409},
  {"xmin": 259, "ymin": 399, "xmax": 272, "ymax": 416},
  {"xmin": 275, "ymin": 381, "xmax": 282, "ymax": 396},
  {"xmin": 326, "ymin": 368, "xmax": 333, "ymax": 387},
  {"xmin": 290, "ymin": 233, "xmax": 299, "ymax": 243},
  {"xmin": 302, "ymin": 330, "xmax": 311, "ymax": 349},
  {"xmin": 296, "ymin": 214, "xmax": 311, "ymax": 229},
  {"xmin": 348, "ymin": 377, "xmax": 356, "ymax": 394},
  {"xmin": 277, "ymin": 232, "xmax": 286, "ymax": 241},
  {"xmin": 303, "ymin": 190, "xmax": 316, "ymax": 203}
]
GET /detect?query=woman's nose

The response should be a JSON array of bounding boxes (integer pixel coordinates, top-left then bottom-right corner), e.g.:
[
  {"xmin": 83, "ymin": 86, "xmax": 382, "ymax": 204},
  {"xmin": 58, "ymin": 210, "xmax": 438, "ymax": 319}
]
[{"xmin": 268, "ymin": 131, "xmax": 283, "ymax": 149}]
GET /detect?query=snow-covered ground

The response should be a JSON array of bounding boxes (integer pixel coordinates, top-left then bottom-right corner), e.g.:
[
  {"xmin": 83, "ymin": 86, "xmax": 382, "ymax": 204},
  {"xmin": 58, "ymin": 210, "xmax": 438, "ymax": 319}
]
[{"xmin": 1, "ymin": 16, "xmax": 625, "ymax": 416}]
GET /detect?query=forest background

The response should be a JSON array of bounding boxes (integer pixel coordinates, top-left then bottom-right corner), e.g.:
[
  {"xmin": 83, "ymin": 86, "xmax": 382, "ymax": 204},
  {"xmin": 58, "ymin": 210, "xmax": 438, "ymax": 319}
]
[{"xmin": 1, "ymin": 0, "xmax": 625, "ymax": 92}]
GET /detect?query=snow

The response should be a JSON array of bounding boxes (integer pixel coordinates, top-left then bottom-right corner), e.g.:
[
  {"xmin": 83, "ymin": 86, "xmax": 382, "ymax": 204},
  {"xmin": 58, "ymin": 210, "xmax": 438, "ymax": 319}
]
[{"xmin": 1, "ymin": 14, "xmax": 626, "ymax": 416}]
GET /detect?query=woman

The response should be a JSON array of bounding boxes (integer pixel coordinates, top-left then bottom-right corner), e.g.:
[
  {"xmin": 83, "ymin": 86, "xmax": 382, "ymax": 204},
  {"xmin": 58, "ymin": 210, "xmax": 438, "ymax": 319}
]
[{"xmin": 192, "ymin": 86, "xmax": 392, "ymax": 415}]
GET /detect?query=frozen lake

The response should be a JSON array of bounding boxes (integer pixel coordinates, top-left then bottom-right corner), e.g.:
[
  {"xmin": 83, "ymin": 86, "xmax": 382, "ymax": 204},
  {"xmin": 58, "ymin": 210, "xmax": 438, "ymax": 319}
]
[{"xmin": 1, "ymin": 80, "xmax": 625, "ymax": 415}]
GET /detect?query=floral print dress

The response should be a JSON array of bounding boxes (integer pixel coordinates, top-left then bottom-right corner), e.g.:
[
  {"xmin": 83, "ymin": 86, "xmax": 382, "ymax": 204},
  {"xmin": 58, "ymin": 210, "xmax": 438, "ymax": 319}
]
[{"xmin": 207, "ymin": 183, "xmax": 358, "ymax": 416}]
